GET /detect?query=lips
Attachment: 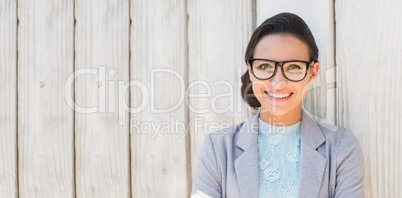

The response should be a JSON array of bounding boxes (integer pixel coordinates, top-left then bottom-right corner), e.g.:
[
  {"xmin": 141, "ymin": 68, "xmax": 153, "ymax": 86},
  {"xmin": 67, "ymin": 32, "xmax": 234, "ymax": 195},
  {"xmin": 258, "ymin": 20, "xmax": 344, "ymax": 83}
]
[{"xmin": 264, "ymin": 91, "xmax": 293, "ymax": 99}]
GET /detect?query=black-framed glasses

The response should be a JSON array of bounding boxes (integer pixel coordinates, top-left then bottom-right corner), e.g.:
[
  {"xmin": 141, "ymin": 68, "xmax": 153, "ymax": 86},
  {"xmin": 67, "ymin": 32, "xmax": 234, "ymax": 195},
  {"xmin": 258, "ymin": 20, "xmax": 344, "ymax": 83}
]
[{"xmin": 248, "ymin": 58, "xmax": 316, "ymax": 82}]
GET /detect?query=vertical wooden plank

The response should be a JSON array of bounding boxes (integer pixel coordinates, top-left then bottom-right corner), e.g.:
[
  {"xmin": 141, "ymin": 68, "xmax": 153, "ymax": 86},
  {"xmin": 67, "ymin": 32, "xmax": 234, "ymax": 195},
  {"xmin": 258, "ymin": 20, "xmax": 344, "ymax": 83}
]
[
  {"xmin": 17, "ymin": 0, "xmax": 74, "ymax": 197},
  {"xmin": 130, "ymin": 0, "xmax": 188, "ymax": 197},
  {"xmin": 0, "ymin": 0, "xmax": 17, "ymax": 197},
  {"xmin": 188, "ymin": 0, "xmax": 254, "ymax": 177},
  {"xmin": 336, "ymin": 0, "xmax": 402, "ymax": 197},
  {"xmin": 74, "ymin": 0, "xmax": 130, "ymax": 197},
  {"xmin": 256, "ymin": 0, "xmax": 336, "ymax": 124}
]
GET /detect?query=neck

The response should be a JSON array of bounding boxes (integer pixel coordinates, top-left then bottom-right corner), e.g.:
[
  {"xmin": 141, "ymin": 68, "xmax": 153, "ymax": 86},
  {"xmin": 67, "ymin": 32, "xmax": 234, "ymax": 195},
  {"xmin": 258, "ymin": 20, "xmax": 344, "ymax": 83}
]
[{"xmin": 259, "ymin": 105, "xmax": 302, "ymax": 126}]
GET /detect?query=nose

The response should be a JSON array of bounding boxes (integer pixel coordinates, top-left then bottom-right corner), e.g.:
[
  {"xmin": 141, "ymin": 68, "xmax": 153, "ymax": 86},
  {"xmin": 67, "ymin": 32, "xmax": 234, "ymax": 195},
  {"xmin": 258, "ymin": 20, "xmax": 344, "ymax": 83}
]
[{"xmin": 269, "ymin": 67, "xmax": 287, "ymax": 88}]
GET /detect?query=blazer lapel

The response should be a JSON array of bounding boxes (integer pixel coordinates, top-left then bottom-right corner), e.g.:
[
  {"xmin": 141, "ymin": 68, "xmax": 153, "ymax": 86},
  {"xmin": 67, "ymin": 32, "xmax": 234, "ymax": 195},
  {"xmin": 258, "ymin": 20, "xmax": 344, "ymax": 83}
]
[
  {"xmin": 234, "ymin": 110, "xmax": 260, "ymax": 198},
  {"xmin": 233, "ymin": 110, "xmax": 327, "ymax": 198},
  {"xmin": 298, "ymin": 110, "xmax": 328, "ymax": 198}
]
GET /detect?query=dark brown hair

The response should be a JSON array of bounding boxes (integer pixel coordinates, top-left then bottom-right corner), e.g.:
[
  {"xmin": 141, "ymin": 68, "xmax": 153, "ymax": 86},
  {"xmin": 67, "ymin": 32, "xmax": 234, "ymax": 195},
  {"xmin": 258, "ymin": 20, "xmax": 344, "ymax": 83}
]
[{"xmin": 241, "ymin": 12, "xmax": 319, "ymax": 109}]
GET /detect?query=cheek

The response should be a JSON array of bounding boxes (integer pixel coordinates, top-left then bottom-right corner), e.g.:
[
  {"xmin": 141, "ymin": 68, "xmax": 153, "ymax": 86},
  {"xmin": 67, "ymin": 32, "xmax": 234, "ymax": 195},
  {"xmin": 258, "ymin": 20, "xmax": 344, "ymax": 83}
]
[
  {"xmin": 251, "ymin": 80, "xmax": 270, "ymax": 95},
  {"xmin": 248, "ymin": 72, "xmax": 260, "ymax": 94},
  {"xmin": 249, "ymin": 71, "xmax": 257, "ymax": 81},
  {"xmin": 252, "ymin": 83, "xmax": 263, "ymax": 96},
  {"xmin": 299, "ymin": 83, "xmax": 310, "ymax": 98},
  {"xmin": 291, "ymin": 81, "xmax": 310, "ymax": 98}
]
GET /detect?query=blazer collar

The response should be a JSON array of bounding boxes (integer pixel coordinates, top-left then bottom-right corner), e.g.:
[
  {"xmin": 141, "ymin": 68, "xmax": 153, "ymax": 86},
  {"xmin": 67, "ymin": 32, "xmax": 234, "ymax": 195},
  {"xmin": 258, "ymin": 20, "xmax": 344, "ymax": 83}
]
[{"xmin": 234, "ymin": 109, "xmax": 327, "ymax": 198}]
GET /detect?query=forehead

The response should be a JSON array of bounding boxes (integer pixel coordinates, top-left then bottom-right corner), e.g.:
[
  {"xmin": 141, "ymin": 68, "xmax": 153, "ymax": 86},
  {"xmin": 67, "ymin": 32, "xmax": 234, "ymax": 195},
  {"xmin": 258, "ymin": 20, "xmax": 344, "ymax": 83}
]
[{"xmin": 253, "ymin": 34, "xmax": 310, "ymax": 61}]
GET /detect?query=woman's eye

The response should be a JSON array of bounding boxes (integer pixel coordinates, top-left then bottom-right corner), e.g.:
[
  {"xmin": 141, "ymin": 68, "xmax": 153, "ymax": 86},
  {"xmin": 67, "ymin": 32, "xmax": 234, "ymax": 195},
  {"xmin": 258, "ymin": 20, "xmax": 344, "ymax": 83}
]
[
  {"xmin": 258, "ymin": 64, "xmax": 273, "ymax": 70},
  {"xmin": 288, "ymin": 64, "xmax": 302, "ymax": 70}
]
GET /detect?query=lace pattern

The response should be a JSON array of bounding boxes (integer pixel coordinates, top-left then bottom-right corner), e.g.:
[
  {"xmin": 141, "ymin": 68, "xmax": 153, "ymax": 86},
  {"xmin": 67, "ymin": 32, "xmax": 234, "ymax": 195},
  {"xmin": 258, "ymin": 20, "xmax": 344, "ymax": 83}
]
[{"xmin": 258, "ymin": 117, "xmax": 301, "ymax": 198}]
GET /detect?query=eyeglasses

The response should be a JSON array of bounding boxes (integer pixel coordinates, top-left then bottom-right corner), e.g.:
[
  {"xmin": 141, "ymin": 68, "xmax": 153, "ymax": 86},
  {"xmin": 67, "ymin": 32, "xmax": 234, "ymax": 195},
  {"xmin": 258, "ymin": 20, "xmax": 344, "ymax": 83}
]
[{"xmin": 248, "ymin": 58, "xmax": 316, "ymax": 82}]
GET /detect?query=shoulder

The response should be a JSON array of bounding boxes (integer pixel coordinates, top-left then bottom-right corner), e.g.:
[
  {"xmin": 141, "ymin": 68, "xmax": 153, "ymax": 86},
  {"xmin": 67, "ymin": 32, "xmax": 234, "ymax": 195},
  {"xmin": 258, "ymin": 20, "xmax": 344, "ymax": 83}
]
[
  {"xmin": 315, "ymin": 121, "xmax": 364, "ymax": 166},
  {"xmin": 314, "ymin": 122, "xmax": 365, "ymax": 196},
  {"xmin": 316, "ymin": 121, "xmax": 359, "ymax": 145},
  {"xmin": 203, "ymin": 121, "xmax": 245, "ymax": 150}
]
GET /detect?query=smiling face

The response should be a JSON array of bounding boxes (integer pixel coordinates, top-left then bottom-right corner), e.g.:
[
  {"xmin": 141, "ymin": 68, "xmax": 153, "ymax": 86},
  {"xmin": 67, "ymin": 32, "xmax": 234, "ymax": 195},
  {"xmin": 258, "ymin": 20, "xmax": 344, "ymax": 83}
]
[{"xmin": 248, "ymin": 34, "xmax": 319, "ymax": 117}]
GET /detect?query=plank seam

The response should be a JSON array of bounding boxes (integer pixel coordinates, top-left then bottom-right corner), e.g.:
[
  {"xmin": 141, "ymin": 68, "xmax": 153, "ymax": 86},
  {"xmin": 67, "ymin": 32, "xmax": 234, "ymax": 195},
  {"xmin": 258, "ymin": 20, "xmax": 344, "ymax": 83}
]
[
  {"xmin": 332, "ymin": 0, "xmax": 337, "ymax": 126},
  {"xmin": 16, "ymin": 0, "xmax": 19, "ymax": 197},
  {"xmin": 252, "ymin": 0, "xmax": 256, "ymax": 30},
  {"xmin": 128, "ymin": 0, "xmax": 132, "ymax": 196},
  {"xmin": 185, "ymin": 0, "xmax": 192, "ymax": 196},
  {"xmin": 73, "ymin": 0, "xmax": 77, "ymax": 197}
]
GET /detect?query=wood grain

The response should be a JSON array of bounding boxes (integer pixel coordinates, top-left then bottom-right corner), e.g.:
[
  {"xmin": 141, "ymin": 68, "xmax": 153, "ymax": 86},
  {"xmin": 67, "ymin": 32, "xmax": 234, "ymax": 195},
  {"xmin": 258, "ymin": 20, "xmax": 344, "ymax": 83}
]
[
  {"xmin": 336, "ymin": 0, "xmax": 402, "ymax": 197},
  {"xmin": 74, "ymin": 0, "xmax": 130, "ymax": 197},
  {"xmin": 188, "ymin": 0, "xmax": 254, "ymax": 178},
  {"xmin": 0, "ymin": 0, "xmax": 17, "ymax": 197},
  {"xmin": 130, "ymin": 0, "xmax": 189, "ymax": 197},
  {"xmin": 8, "ymin": 1, "xmax": 402, "ymax": 197},
  {"xmin": 17, "ymin": 0, "xmax": 74, "ymax": 197},
  {"xmin": 257, "ymin": 0, "xmax": 336, "ymax": 124}
]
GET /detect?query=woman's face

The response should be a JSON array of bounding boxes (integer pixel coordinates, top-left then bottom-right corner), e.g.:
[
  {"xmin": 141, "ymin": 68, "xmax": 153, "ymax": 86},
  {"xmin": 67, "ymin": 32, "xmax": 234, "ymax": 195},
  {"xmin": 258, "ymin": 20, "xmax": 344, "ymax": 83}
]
[{"xmin": 247, "ymin": 34, "xmax": 319, "ymax": 116}]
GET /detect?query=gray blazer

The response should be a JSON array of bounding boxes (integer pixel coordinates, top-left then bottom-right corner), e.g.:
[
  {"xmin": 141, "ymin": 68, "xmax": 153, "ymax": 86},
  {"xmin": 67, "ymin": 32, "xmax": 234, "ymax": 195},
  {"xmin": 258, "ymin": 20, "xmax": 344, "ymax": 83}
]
[{"xmin": 191, "ymin": 110, "xmax": 365, "ymax": 198}]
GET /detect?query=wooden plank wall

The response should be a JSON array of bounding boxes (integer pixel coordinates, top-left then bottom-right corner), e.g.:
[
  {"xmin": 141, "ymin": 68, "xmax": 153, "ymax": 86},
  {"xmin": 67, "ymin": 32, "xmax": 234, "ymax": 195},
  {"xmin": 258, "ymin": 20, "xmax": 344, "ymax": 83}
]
[
  {"xmin": 187, "ymin": 0, "xmax": 254, "ymax": 178},
  {"xmin": 75, "ymin": 0, "xmax": 130, "ymax": 197},
  {"xmin": 0, "ymin": 0, "xmax": 17, "ymax": 197},
  {"xmin": 130, "ymin": 0, "xmax": 188, "ymax": 197},
  {"xmin": 336, "ymin": 0, "xmax": 402, "ymax": 197},
  {"xmin": 0, "ymin": 0, "xmax": 401, "ymax": 197},
  {"xmin": 17, "ymin": 0, "xmax": 74, "ymax": 197}
]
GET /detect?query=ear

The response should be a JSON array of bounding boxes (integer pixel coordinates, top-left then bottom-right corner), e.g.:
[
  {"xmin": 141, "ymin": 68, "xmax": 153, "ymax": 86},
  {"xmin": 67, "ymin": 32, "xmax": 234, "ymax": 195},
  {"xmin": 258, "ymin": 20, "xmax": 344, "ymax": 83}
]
[{"xmin": 308, "ymin": 61, "xmax": 320, "ymax": 84}]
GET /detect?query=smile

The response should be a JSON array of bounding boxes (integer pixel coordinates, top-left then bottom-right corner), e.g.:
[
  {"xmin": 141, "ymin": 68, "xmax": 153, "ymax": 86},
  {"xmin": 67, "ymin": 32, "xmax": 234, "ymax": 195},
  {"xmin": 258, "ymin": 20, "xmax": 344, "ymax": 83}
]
[{"xmin": 264, "ymin": 91, "xmax": 293, "ymax": 99}]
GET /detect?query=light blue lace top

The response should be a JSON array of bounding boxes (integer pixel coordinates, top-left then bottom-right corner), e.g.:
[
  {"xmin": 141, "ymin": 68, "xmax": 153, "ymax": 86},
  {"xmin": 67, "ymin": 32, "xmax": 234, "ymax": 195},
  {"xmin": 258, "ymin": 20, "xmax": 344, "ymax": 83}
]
[{"xmin": 258, "ymin": 117, "xmax": 301, "ymax": 198}]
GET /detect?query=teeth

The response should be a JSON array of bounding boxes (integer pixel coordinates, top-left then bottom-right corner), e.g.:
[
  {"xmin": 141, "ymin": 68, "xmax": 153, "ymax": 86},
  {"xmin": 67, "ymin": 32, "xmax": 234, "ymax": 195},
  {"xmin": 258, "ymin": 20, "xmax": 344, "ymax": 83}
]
[{"xmin": 266, "ymin": 92, "xmax": 291, "ymax": 98}]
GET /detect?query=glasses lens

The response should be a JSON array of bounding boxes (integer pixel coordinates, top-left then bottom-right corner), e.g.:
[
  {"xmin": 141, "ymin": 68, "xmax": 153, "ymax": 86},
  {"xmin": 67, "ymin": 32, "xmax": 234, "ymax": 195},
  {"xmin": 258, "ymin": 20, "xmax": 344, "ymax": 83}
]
[
  {"xmin": 283, "ymin": 62, "xmax": 307, "ymax": 81},
  {"xmin": 252, "ymin": 60, "xmax": 276, "ymax": 79}
]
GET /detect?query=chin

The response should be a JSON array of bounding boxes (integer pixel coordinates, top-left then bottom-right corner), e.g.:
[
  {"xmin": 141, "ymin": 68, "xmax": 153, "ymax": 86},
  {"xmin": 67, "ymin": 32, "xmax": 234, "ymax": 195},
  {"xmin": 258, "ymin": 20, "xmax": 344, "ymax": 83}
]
[{"xmin": 260, "ymin": 106, "xmax": 292, "ymax": 115}]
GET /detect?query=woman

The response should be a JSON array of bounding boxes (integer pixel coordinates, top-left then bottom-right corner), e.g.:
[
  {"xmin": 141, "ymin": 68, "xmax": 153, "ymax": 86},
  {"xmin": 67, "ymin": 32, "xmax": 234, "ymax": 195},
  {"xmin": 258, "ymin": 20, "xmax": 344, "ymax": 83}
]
[{"xmin": 191, "ymin": 12, "xmax": 364, "ymax": 198}]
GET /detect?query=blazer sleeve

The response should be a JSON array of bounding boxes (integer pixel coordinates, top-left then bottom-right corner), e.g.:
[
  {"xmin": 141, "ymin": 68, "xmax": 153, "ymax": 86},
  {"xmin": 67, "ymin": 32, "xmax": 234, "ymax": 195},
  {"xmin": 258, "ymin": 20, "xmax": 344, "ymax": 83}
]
[
  {"xmin": 191, "ymin": 134, "xmax": 222, "ymax": 198},
  {"xmin": 334, "ymin": 128, "xmax": 365, "ymax": 198}
]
